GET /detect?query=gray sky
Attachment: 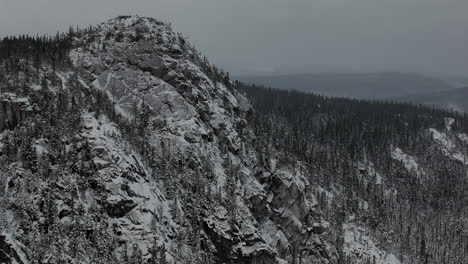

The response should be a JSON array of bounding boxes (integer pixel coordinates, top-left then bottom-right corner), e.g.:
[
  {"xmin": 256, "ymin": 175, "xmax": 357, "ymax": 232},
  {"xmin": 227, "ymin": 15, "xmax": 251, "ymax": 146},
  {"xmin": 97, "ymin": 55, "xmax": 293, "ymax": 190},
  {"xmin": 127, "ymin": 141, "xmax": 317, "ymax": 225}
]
[{"xmin": 1, "ymin": 0, "xmax": 467, "ymax": 76}]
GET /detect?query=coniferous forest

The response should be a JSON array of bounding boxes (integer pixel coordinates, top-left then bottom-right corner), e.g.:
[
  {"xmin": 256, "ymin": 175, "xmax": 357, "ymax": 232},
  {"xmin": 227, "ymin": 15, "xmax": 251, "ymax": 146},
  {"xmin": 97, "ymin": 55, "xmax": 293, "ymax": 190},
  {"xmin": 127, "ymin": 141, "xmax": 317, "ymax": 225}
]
[
  {"xmin": 241, "ymin": 84, "xmax": 468, "ymax": 263},
  {"xmin": 0, "ymin": 16, "xmax": 467, "ymax": 264}
]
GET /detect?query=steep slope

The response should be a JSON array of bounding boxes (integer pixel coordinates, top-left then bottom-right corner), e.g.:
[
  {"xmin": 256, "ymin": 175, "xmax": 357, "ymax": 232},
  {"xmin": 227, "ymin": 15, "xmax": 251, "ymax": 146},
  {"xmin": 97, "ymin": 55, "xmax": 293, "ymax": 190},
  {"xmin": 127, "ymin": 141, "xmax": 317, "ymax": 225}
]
[
  {"xmin": 242, "ymin": 85, "xmax": 468, "ymax": 264},
  {"xmin": 2, "ymin": 15, "xmax": 467, "ymax": 264},
  {"xmin": 0, "ymin": 16, "xmax": 336, "ymax": 264}
]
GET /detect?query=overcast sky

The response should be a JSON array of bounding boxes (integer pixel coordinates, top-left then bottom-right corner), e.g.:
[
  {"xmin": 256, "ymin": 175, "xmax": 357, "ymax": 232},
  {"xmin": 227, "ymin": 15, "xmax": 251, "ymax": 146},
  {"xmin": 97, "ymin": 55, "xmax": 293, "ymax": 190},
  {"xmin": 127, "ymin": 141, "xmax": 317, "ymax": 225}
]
[{"xmin": 1, "ymin": 0, "xmax": 467, "ymax": 76}]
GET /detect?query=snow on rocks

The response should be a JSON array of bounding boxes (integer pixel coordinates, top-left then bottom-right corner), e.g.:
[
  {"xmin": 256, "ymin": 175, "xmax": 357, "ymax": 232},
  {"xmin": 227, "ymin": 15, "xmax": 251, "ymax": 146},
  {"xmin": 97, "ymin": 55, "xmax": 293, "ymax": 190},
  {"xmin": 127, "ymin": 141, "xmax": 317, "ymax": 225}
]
[
  {"xmin": 80, "ymin": 113, "xmax": 177, "ymax": 259},
  {"xmin": 429, "ymin": 128, "xmax": 468, "ymax": 164},
  {"xmin": 356, "ymin": 161, "xmax": 384, "ymax": 185},
  {"xmin": 204, "ymin": 204, "xmax": 278, "ymax": 263},
  {"xmin": 242, "ymin": 163, "xmax": 337, "ymax": 262},
  {"xmin": 81, "ymin": 113, "xmax": 143, "ymax": 173},
  {"xmin": 458, "ymin": 133, "xmax": 468, "ymax": 144},
  {"xmin": 445, "ymin": 117, "xmax": 455, "ymax": 131},
  {"xmin": 391, "ymin": 147, "xmax": 425, "ymax": 178},
  {"xmin": 343, "ymin": 222, "xmax": 401, "ymax": 264},
  {"xmin": 429, "ymin": 128, "xmax": 456, "ymax": 150},
  {"xmin": 66, "ymin": 15, "xmax": 338, "ymax": 262}
]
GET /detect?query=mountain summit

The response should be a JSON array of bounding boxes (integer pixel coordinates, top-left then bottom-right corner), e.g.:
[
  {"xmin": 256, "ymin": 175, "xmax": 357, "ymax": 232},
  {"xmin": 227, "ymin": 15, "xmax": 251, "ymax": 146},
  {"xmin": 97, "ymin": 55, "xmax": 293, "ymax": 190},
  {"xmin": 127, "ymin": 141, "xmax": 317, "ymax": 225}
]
[
  {"xmin": 1, "ymin": 15, "xmax": 468, "ymax": 264},
  {"xmin": 0, "ymin": 16, "xmax": 336, "ymax": 264}
]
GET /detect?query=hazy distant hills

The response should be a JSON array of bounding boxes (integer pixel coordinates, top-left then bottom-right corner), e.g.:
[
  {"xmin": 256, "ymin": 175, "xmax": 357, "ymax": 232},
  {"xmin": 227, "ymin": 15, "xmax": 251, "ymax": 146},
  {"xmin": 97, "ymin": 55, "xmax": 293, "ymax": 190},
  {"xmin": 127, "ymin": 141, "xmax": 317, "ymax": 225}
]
[
  {"xmin": 237, "ymin": 72, "xmax": 465, "ymax": 100},
  {"xmin": 401, "ymin": 86, "xmax": 468, "ymax": 113}
]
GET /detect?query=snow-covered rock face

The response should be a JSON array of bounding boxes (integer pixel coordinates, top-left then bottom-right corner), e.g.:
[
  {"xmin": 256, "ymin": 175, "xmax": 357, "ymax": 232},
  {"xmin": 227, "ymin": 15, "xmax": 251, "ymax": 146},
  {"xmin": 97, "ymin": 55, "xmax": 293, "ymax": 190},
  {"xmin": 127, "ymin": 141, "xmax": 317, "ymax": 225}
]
[
  {"xmin": 2, "ymin": 15, "xmax": 330, "ymax": 263},
  {"xmin": 391, "ymin": 147, "xmax": 425, "ymax": 179},
  {"xmin": 0, "ymin": 16, "xmax": 334, "ymax": 264},
  {"xmin": 246, "ymin": 164, "xmax": 337, "ymax": 262},
  {"xmin": 71, "ymin": 16, "xmax": 251, "ymax": 160},
  {"xmin": 429, "ymin": 128, "xmax": 468, "ymax": 164},
  {"xmin": 343, "ymin": 222, "xmax": 401, "ymax": 264},
  {"xmin": 67, "ymin": 16, "xmax": 281, "ymax": 263},
  {"xmin": 80, "ymin": 113, "xmax": 177, "ymax": 259},
  {"xmin": 445, "ymin": 117, "xmax": 455, "ymax": 132},
  {"xmin": 6, "ymin": 16, "xmax": 466, "ymax": 264}
]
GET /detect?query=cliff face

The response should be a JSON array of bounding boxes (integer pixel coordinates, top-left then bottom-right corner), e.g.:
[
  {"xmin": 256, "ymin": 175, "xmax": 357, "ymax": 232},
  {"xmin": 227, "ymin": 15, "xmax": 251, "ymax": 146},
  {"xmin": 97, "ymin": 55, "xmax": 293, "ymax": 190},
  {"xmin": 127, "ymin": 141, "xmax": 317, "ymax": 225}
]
[
  {"xmin": 0, "ymin": 94, "xmax": 32, "ymax": 131},
  {"xmin": 0, "ymin": 16, "xmax": 336, "ymax": 264},
  {"xmin": 3, "ymin": 15, "xmax": 467, "ymax": 264}
]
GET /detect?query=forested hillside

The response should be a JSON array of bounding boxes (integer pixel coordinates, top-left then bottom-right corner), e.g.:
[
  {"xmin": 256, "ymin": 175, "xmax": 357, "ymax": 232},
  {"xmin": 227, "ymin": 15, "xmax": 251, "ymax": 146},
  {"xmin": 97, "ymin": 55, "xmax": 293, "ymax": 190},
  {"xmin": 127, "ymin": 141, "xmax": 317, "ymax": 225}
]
[
  {"xmin": 0, "ymin": 16, "xmax": 338, "ymax": 264},
  {"xmin": 241, "ymin": 84, "xmax": 468, "ymax": 263},
  {"xmin": 1, "ymin": 15, "xmax": 468, "ymax": 264}
]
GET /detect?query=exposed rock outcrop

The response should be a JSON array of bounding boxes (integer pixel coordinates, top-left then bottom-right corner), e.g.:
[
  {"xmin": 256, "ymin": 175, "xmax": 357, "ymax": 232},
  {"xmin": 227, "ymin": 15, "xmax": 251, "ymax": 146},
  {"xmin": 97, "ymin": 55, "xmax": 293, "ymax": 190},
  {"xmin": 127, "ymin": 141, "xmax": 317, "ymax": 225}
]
[
  {"xmin": 0, "ymin": 16, "xmax": 337, "ymax": 264},
  {"xmin": 0, "ymin": 93, "xmax": 32, "ymax": 131}
]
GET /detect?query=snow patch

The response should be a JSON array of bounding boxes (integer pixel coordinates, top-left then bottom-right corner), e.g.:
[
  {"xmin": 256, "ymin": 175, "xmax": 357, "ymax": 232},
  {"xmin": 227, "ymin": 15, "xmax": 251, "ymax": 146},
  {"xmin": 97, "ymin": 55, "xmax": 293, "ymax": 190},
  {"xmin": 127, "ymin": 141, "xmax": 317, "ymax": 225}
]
[
  {"xmin": 30, "ymin": 84, "xmax": 42, "ymax": 91},
  {"xmin": 429, "ymin": 128, "xmax": 468, "ymax": 164},
  {"xmin": 391, "ymin": 147, "xmax": 425, "ymax": 178},
  {"xmin": 458, "ymin": 133, "xmax": 468, "ymax": 144},
  {"xmin": 343, "ymin": 222, "xmax": 401, "ymax": 264},
  {"xmin": 445, "ymin": 117, "xmax": 455, "ymax": 131},
  {"xmin": 357, "ymin": 161, "xmax": 384, "ymax": 185}
]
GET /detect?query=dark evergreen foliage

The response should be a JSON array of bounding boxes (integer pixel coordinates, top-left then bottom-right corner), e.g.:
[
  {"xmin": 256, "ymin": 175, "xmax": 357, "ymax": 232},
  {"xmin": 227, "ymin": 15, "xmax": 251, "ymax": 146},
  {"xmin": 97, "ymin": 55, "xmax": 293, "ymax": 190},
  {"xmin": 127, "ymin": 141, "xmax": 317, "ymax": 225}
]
[
  {"xmin": 240, "ymin": 83, "xmax": 468, "ymax": 263},
  {"xmin": 1, "ymin": 19, "xmax": 468, "ymax": 263}
]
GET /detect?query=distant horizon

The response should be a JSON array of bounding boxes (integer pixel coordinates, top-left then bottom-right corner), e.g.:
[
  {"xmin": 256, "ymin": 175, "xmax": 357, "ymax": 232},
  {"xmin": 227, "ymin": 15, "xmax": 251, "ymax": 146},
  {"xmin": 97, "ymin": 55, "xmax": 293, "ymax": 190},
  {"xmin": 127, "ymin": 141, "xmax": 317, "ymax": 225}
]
[
  {"xmin": 2, "ymin": 21, "xmax": 466, "ymax": 79},
  {"xmin": 1, "ymin": 0, "xmax": 468, "ymax": 77},
  {"xmin": 233, "ymin": 69, "xmax": 468, "ymax": 79}
]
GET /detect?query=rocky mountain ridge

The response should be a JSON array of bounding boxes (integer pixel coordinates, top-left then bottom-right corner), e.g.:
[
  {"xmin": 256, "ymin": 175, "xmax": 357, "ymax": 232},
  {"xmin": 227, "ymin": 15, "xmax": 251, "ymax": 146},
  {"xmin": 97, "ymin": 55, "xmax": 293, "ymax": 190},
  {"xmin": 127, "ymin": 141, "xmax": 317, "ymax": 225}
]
[
  {"xmin": 1, "ymin": 15, "xmax": 468, "ymax": 264},
  {"xmin": 0, "ymin": 16, "xmax": 337, "ymax": 264}
]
